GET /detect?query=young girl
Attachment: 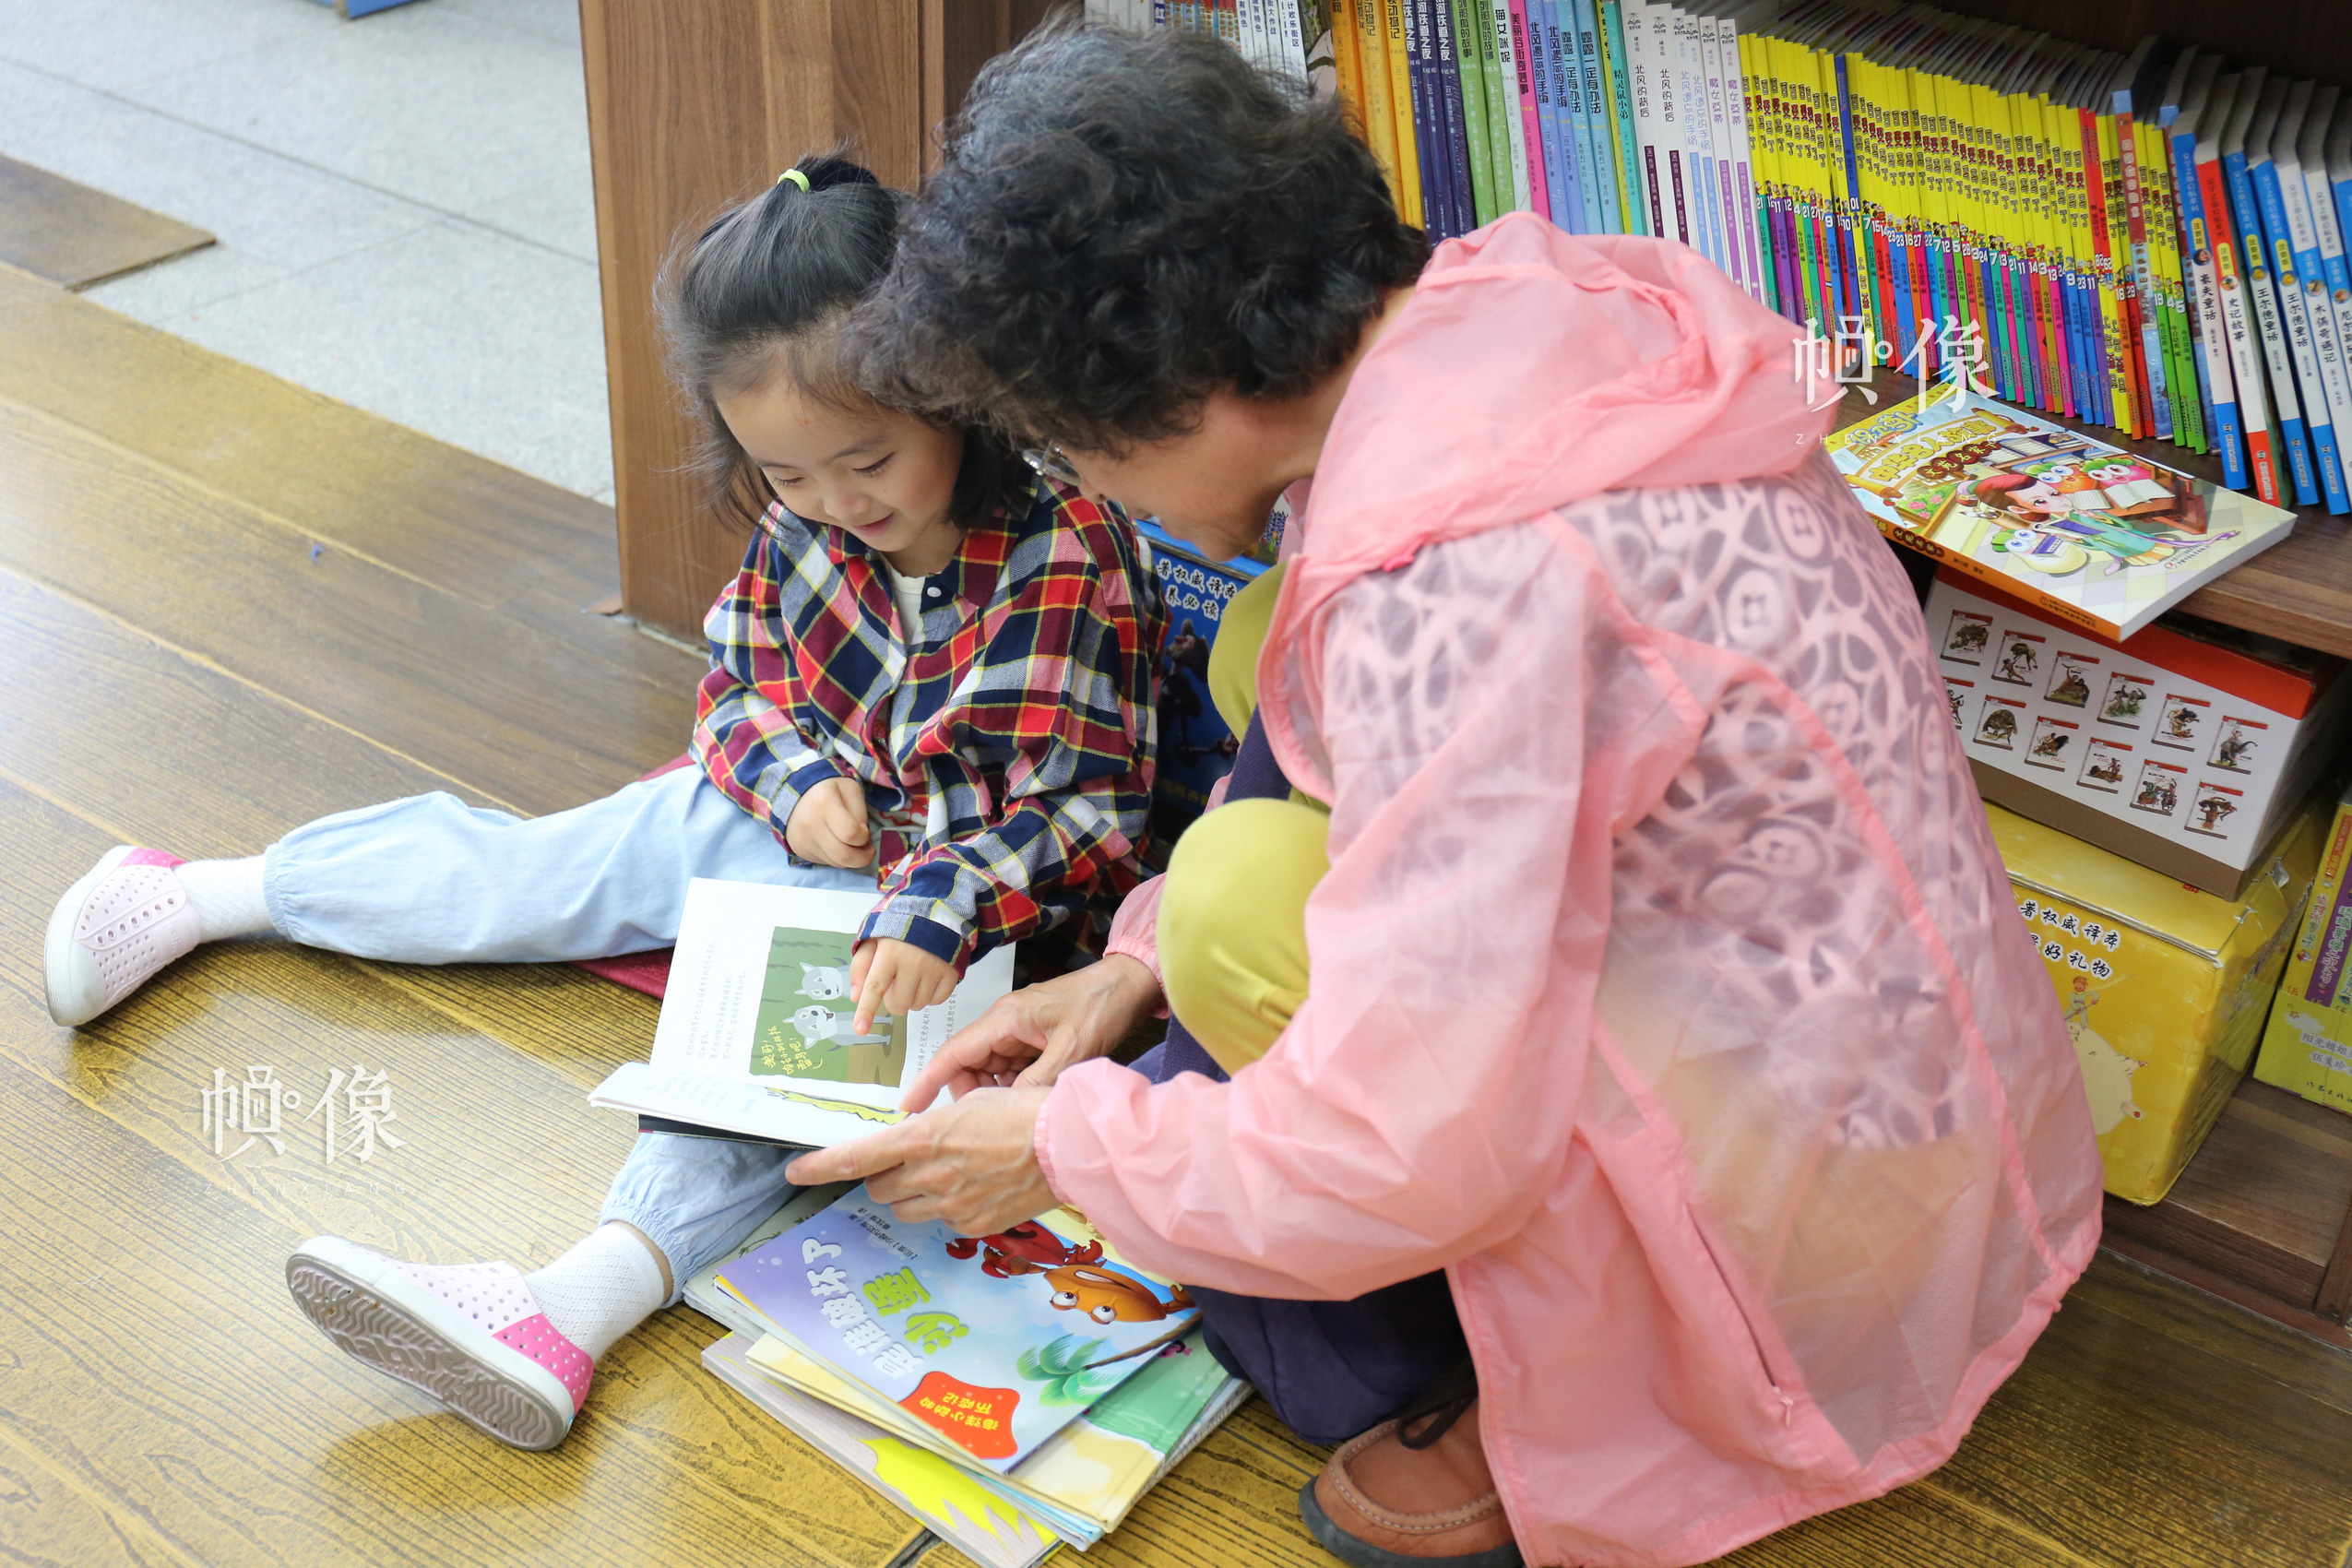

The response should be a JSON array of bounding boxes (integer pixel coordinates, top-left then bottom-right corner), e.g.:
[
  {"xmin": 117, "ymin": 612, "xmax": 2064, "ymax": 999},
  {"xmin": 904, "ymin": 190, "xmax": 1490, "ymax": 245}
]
[{"xmin": 40, "ymin": 156, "xmax": 1164, "ymax": 1451}]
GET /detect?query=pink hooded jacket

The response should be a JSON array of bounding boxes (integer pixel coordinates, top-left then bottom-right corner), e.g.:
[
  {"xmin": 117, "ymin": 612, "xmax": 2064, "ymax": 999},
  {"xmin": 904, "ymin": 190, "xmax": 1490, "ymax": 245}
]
[{"xmin": 1033, "ymin": 216, "xmax": 2103, "ymax": 1567}]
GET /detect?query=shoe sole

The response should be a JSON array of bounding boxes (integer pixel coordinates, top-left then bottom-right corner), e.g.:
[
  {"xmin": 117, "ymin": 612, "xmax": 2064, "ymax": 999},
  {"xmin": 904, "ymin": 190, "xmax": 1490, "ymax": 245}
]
[
  {"xmin": 1297, "ymin": 1479, "xmax": 1525, "ymax": 1568},
  {"xmin": 43, "ymin": 845, "xmax": 133, "ymax": 1028},
  {"xmin": 286, "ymin": 1241, "xmax": 573, "ymax": 1452}
]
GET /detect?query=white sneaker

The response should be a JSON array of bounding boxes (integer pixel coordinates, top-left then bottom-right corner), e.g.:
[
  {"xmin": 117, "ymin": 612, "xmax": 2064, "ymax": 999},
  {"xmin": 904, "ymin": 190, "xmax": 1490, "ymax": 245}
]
[
  {"xmin": 44, "ymin": 846, "xmax": 204, "ymax": 1027},
  {"xmin": 286, "ymin": 1237, "xmax": 594, "ymax": 1451}
]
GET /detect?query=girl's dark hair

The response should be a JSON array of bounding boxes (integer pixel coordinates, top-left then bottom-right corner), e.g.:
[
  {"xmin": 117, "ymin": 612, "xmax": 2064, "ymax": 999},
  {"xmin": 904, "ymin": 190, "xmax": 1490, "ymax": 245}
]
[
  {"xmin": 849, "ymin": 23, "xmax": 1429, "ymax": 452},
  {"xmin": 659, "ymin": 152, "xmax": 1023, "ymax": 529}
]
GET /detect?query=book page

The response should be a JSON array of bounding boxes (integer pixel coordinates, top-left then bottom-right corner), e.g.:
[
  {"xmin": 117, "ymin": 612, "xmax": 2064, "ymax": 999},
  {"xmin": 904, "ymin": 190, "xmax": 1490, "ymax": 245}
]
[{"xmin": 649, "ymin": 879, "xmax": 1016, "ymax": 1115}]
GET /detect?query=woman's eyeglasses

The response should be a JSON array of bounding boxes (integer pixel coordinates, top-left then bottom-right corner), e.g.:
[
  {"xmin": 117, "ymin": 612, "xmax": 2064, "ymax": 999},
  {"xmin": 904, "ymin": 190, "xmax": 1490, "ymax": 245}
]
[{"xmin": 1020, "ymin": 444, "xmax": 1083, "ymax": 488}]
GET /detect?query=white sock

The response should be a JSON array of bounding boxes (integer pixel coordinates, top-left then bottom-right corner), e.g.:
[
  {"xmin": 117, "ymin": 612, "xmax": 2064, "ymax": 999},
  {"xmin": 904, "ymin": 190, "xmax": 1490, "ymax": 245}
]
[
  {"xmin": 525, "ymin": 1224, "xmax": 668, "ymax": 1360},
  {"xmin": 175, "ymin": 856, "xmax": 275, "ymax": 941}
]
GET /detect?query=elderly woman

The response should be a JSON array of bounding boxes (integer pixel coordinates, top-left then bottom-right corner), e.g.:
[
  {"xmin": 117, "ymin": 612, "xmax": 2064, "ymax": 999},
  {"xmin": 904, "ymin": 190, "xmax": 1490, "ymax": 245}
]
[{"xmin": 790, "ymin": 24, "xmax": 2100, "ymax": 1568}]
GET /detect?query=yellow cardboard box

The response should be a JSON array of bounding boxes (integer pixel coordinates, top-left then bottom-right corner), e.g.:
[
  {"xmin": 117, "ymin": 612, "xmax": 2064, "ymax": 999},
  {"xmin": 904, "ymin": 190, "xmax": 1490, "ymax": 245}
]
[
  {"xmin": 1986, "ymin": 797, "xmax": 2330, "ymax": 1204},
  {"xmin": 2252, "ymin": 783, "xmax": 2352, "ymax": 1113}
]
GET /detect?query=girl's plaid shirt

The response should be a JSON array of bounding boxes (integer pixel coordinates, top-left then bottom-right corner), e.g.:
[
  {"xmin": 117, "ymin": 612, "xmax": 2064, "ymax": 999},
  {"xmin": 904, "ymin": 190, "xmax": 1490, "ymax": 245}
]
[{"xmin": 692, "ymin": 474, "xmax": 1166, "ymax": 969}]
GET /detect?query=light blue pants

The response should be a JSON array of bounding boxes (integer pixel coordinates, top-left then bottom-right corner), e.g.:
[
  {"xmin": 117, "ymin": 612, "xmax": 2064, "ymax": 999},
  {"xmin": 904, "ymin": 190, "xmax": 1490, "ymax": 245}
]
[{"xmin": 264, "ymin": 766, "xmax": 869, "ymax": 1298}]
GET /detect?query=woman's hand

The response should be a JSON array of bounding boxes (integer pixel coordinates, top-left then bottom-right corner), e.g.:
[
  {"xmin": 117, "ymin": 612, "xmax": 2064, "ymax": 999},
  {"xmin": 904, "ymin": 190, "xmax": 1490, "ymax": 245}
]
[
  {"xmin": 897, "ymin": 954, "xmax": 1162, "ymax": 1111},
  {"xmin": 785, "ymin": 1087, "xmax": 1057, "ymax": 1236},
  {"xmin": 786, "ymin": 776, "xmax": 873, "ymax": 869},
  {"xmin": 850, "ymin": 937, "xmax": 959, "ymax": 1036}
]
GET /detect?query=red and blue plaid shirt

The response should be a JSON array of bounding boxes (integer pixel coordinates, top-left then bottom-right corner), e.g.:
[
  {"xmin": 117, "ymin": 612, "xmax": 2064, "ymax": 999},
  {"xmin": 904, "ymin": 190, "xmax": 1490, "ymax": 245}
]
[{"xmin": 692, "ymin": 473, "xmax": 1164, "ymax": 968}]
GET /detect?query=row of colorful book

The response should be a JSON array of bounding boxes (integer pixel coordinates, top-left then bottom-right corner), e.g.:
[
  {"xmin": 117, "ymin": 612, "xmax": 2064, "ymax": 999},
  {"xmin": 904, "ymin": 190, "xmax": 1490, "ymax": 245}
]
[{"xmin": 1103, "ymin": 0, "xmax": 2352, "ymax": 517}]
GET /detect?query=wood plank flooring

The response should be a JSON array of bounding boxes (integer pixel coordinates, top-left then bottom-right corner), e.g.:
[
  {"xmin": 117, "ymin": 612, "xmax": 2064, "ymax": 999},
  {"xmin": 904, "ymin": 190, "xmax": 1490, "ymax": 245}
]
[
  {"xmin": 0, "ymin": 155, "xmax": 213, "ymax": 291},
  {"xmin": 4, "ymin": 261, "xmax": 2352, "ymax": 1568}
]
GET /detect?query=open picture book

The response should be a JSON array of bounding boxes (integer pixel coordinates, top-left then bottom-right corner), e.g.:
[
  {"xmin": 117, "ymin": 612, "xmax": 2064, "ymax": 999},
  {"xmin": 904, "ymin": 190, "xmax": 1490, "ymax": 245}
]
[{"xmin": 588, "ymin": 878, "xmax": 1016, "ymax": 1147}]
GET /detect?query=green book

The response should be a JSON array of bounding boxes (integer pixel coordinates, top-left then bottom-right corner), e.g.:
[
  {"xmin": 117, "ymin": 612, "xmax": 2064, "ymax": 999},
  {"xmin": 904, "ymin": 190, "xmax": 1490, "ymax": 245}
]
[
  {"xmin": 1452, "ymin": 0, "xmax": 1497, "ymax": 223},
  {"xmin": 1477, "ymin": 1, "xmax": 1515, "ymax": 214}
]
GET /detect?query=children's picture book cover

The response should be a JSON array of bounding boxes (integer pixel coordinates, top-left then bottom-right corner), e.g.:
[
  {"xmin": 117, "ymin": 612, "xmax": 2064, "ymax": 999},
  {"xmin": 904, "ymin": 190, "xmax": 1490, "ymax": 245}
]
[
  {"xmin": 702, "ymin": 1331, "xmax": 1060, "ymax": 1568},
  {"xmin": 588, "ymin": 880, "xmax": 1015, "ymax": 1147},
  {"xmin": 719, "ymin": 1187, "xmax": 1200, "ymax": 1473},
  {"xmin": 1826, "ymin": 382, "xmax": 2297, "ymax": 639}
]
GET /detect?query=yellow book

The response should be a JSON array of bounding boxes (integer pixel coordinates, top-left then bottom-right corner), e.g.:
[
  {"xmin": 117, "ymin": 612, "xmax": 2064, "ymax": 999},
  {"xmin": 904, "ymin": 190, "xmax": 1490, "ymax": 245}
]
[
  {"xmin": 1342, "ymin": 0, "xmax": 1404, "ymax": 212},
  {"xmin": 1378, "ymin": 0, "xmax": 1422, "ymax": 227},
  {"xmin": 1332, "ymin": 0, "xmax": 1367, "ymax": 126}
]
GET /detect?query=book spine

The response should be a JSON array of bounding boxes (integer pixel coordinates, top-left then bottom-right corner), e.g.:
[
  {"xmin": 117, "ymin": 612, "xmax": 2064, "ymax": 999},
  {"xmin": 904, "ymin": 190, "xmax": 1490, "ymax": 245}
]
[
  {"xmin": 1430, "ymin": 0, "xmax": 1467, "ymax": 236},
  {"xmin": 2118, "ymin": 107, "xmax": 2172, "ymax": 438},
  {"xmin": 1492, "ymin": 2, "xmax": 1533, "ymax": 210},
  {"xmin": 2204, "ymin": 148, "xmax": 2283, "ymax": 502},
  {"xmin": 1507, "ymin": 0, "xmax": 1550, "ymax": 219},
  {"xmin": 1547, "ymin": 0, "xmax": 1586, "ymax": 230},
  {"xmin": 1720, "ymin": 16, "xmax": 1764, "ymax": 302},
  {"xmin": 2306, "ymin": 151, "xmax": 2352, "ymax": 499},
  {"xmin": 1600, "ymin": 0, "xmax": 1643, "ymax": 236},
  {"xmin": 1571, "ymin": 0, "xmax": 1609, "ymax": 232},
  {"xmin": 1526, "ymin": 0, "xmax": 1570, "ymax": 227},
  {"xmin": 2227, "ymin": 141, "xmax": 2321, "ymax": 504},
  {"xmin": 1629, "ymin": 0, "xmax": 1666, "ymax": 244},
  {"xmin": 1447, "ymin": 0, "xmax": 1493, "ymax": 223},
  {"xmin": 1350, "ymin": 0, "xmax": 1408, "ymax": 217},
  {"xmin": 2274, "ymin": 138, "xmax": 2352, "ymax": 513},
  {"xmin": 1404, "ymin": 0, "xmax": 1449, "ymax": 236},
  {"xmin": 1682, "ymin": 11, "xmax": 1724, "ymax": 271}
]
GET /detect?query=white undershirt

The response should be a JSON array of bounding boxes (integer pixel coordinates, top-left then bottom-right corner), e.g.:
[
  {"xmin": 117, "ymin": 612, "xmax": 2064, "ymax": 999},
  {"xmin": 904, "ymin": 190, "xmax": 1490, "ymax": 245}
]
[{"xmin": 885, "ymin": 564, "xmax": 930, "ymax": 645}]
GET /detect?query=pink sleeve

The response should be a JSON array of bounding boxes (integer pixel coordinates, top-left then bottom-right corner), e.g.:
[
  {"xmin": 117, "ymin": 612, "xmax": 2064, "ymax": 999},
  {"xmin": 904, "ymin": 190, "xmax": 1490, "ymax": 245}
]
[
  {"xmin": 1102, "ymin": 873, "xmax": 1170, "ymax": 1005},
  {"xmin": 1034, "ymin": 524, "xmax": 1699, "ymax": 1301}
]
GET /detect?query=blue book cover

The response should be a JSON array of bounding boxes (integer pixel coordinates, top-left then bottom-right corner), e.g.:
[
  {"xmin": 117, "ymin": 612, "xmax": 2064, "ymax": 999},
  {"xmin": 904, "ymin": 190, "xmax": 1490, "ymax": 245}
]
[
  {"xmin": 1431, "ymin": 0, "xmax": 1477, "ymax": 236},
  {"xmin": 1399, "ymin": 0, "xmax": 1444, "ymax": 239},
  {"xmin": 2252, "ymin": 125, "xmax": 2345, "ymax": 509},
  {"xmin": 720, "ymin": 1188, "xmax": 1202, "ymax": 1473},
  {"xmin": 2225, "ymin": 143, "xmax": 2320, "ymax": 504},
  {"xmin": 1526, "ymin": 1, "xmax": 1573, "ymax": 230},
  {"xmin": 2270, "ymin": 88, "xmax": 2352, "ymax": 514}
]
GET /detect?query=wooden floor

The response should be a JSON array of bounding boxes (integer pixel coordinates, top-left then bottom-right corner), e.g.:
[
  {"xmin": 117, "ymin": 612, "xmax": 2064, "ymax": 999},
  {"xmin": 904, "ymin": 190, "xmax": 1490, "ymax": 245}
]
[
  {"xmin": 3, "ymin": 259, "xmax": 2352, "ymax": 1568},
  {"xmin": 0, "ymin": 155, "xmax": 213, "ymax": 291}
]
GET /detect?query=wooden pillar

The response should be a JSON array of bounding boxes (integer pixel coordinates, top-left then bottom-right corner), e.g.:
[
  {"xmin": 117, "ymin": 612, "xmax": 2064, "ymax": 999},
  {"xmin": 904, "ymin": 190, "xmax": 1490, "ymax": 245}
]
[{"xmin": 580, "ymin": 0, "xmax": 1042, "ymax": 641}]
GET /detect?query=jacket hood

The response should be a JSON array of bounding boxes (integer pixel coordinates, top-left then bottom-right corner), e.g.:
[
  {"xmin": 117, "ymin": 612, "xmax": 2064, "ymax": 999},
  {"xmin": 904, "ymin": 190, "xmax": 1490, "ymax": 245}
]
[{"xmin": 1298, "ymin": 216, "xmax": 1835, "ymax": 574}]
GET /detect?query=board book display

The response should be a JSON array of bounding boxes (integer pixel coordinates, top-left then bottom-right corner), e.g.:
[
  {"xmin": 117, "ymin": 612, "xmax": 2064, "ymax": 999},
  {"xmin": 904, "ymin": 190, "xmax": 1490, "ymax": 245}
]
[
  {"xmin": 1829, "ymin": 384, "xmax": 2296, "ymax": 640},
  {"xmin": 1925, "ymin": 571, "xmax": 2348, "ymax": 897},
  {"xmin": 685, "ymin": 1184, "xmax": 1248, "ymax": 1550},
  {"xmin": 588, "ymin": 879, "xmax": 1015, "ymax": 1147}
]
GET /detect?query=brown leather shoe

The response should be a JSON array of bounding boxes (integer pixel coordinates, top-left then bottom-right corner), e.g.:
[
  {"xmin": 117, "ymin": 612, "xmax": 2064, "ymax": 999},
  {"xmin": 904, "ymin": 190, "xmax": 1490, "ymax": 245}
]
[{"xmin": 1298, "ymin": 1394, "xmax": 1524, "ymax": 1567}]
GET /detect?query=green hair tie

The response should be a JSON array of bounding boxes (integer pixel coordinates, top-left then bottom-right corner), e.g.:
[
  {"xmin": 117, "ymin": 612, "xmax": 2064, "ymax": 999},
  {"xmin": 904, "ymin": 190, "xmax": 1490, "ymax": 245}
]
[{"xmin": 777, "ymin": 168, "xmax": 810, "ymax": 191}]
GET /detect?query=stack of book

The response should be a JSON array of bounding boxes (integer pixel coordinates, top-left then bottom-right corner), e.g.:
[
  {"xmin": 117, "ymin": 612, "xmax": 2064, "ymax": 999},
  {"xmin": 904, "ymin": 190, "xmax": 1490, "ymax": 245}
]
[
  {"xmin": 686, "ymin": 1184, "xmax": 1250, "ymax": 1568},
  {"xmin": 1098, "ymin": 2, "xmax": 2352, "ymax": 514}
]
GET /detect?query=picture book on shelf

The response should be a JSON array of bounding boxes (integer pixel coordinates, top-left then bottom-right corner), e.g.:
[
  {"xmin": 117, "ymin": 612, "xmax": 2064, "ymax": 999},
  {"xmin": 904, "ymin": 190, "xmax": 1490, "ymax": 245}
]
[
  {"xmin": 1826, "ymin": 382, "xmax": 2296, "ymax": 639},
  {"xmin": 587, "ymin": 879, "xmax": 1015, "ymax": 1148}
]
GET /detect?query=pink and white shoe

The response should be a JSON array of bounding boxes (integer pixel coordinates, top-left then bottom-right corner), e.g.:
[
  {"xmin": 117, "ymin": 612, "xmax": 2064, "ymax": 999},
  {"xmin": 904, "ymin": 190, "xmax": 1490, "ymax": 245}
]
[
  {"xmin": 44, "ymin": 846, "xmax": 203, "ymax": 1028},
  {"xmin": 287, "ymin": 1237, "xmax": 595, "ymax": 1451}
]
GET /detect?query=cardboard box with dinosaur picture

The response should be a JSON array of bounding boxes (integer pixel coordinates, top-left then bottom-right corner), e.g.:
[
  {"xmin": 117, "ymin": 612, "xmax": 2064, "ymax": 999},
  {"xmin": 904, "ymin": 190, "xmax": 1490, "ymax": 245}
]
[
  {"xmin": 1987, "ymin": 797, "xmax": 2333, "ymax": 1206},
  {"xmin": 1930, "ymin": 571, "xmax": 2349, "ymax": 899}
]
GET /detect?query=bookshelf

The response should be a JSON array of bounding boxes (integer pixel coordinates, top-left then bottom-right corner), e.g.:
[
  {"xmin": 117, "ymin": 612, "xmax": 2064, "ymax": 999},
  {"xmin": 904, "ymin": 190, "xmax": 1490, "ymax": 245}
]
[{"xmin": 1834, "ymin": 373, "xmax": 2352, "ymax": 1336}]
